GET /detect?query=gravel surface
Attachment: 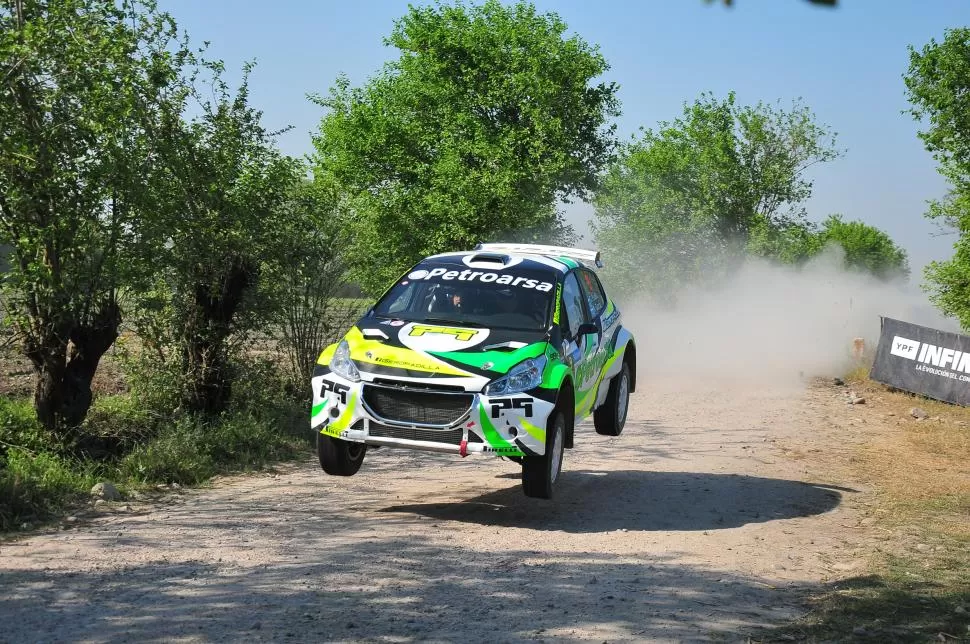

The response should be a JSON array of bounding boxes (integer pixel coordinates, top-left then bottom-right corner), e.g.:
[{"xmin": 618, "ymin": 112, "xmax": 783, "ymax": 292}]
[{"xmin": 1, "ymin": 376, "xmax": 872, "ymax": 642}]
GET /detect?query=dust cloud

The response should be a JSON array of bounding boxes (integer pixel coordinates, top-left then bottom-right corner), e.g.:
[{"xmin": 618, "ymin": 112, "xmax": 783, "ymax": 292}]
[{"xmin": 616, "ymin": 247, "xmax": 957, "ymax": 387}]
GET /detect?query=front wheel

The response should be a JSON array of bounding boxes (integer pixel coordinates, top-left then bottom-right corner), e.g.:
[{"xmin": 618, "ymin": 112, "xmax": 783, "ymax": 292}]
[
  {"xmin": 317, "ymin": 433, "xmax": 366, "ymax": 476},
  {"xmin": 522, "ymin": 410, "xmax": 566, "ymax": 499},
  {"xmin": 594, "ymin": 362, "xmax": 630, "ymax": 436}
]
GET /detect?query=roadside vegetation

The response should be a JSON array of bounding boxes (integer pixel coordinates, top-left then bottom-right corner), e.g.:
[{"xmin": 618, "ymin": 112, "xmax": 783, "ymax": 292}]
[
  {"xmin": 760, "ymin": 368, "xmax": 970, "ymax": 642},
  {"xmin": 592, "ymin": 93, "xmax": 910, "ymax": 302}
]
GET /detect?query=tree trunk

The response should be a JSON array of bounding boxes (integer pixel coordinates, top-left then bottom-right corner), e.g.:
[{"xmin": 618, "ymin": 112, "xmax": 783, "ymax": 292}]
[
  {"xmin": 29, "ymin": 336, "xmax": 68, "ymax": 434},
  {"xmin": 61, "ymin": 300, "xmax": 122, "ymax": 428},
  {"xmin": 24, "ymin": 300, "xmax": 121, "ymax": 436},
  {"xmin": 180, "ymin": 256, "xmax": 256, "ymax": 415}
]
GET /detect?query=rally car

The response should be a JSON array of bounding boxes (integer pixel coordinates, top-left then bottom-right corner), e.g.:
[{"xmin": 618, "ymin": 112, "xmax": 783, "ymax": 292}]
[{"xmin": 310, "ymin": 243, "xmax": 636, "ymax": 499}]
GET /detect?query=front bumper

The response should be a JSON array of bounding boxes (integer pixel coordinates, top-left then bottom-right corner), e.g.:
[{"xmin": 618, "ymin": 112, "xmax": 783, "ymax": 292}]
[{"xmin": 310, "ymin": 373, "xmax": 553, "ymax": 457}]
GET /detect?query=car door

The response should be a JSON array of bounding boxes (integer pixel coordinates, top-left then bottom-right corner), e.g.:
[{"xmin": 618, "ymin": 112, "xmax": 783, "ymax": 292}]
[
  {"xmin": 576, "ymin": 268, "xmax": 611, "ymax": 413},
  {"xmin": 560, "ymin": 270, "xmax": 600, "ymax": 418}
]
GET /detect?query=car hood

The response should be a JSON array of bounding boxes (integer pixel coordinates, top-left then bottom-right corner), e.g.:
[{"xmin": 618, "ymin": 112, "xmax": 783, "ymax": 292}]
[{"xmin": 330, "ymin": 320, "xmax": 551, "ymax": 392}]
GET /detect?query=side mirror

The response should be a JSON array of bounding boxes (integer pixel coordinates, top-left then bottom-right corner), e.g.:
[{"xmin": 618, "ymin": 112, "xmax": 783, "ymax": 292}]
[{"xmin": 577, "ymin": 322, "xmax": 598, "ymax": 336}]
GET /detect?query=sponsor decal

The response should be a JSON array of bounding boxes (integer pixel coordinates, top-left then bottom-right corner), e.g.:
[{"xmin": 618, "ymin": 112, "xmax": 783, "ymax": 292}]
[
  {"xmin": 409, "ymin": 324, "xmax": 479, "ymax": 342},
  {"xmin": 602, "ymin": 305, "xmax": 619, "ymax": 330},
  {"xmin": 489, "ymin": 397, "xmax": 534, "ymax": 418},
  {"xmin": 575, "ymin": 349, "xmax": 608, "ymax": 389},
  {"xmin": 398, "ymin": 321, "xmax": 490, "ymax": 353},
  {"xmin": 407, "ymin": 267, "xmax": 553, "ymax": 292},
  {"xmin": 889, "ymin": 335, "xmax": 970, "ymax": 372},
  {"xmin": 372, "ymin": 354, "xmax": 446, "ymax": 371},
  {"xmin": 319, "ymin": 380, "xmax": 350, "ymax": 404},
  {"xmin": 553, "ymin": 283, "xmax": 562, "ymax": 324},
  {"xmin": 482, "ymin": 446, "xmax": 526, "ymax": 455},
  {"xmin": 889, "ymin": 335, "xmax": 920, "ymax": 360}
]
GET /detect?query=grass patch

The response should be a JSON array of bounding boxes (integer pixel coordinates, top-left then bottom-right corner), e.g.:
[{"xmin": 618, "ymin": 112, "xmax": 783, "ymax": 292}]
[
  {"xmin": 1, "ymin": 361, "xmax": 313, "ymax": 531},
  {"xmin": 760, "ymin": 574, "xmax": 969, "ymax": 642},
  {"xmin": 844, "ymin": 375, "xmax": 970, "ymax": 540},
  {"xmin": 0, "ymin": 396, "xmax": 50, "ymax": 454},
  {"xmin": 120, "ymin": 406, "xmax": 309, "ymax": 486},
  {"xmin": 759, "ymin": 375, "xmax": 970, "ymax": 642},
  {"xmin": 0, "ymin": 448, "xmax": 101, "ymax": 531}
]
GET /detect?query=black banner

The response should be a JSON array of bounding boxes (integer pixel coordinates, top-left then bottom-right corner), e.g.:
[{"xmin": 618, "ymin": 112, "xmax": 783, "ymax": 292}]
[{"xmin": 870, "ymin": 317, "xmax": 970, "ymax": 406}]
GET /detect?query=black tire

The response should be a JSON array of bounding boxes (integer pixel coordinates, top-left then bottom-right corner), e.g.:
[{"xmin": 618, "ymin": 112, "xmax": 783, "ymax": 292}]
[
  {"xmin": 594, "ymin": 361, "xmax": 631, "ymax": 437},
  {"xmin": 317, "ymin": 433, "xmax": 366, "ymax": 476},
  {"xmin": 522, "ymin": 410, "xmax": 566, "ymax": 499}
]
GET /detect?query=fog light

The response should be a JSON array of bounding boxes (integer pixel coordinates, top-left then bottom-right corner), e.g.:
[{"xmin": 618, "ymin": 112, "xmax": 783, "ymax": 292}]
[
  {"xmin": 508, "ymin": 427, "xmax": 518, "ymax": 438},
  {"xmin": 329, "ymin": 407, "xmax": 340, "ymax": 418}
]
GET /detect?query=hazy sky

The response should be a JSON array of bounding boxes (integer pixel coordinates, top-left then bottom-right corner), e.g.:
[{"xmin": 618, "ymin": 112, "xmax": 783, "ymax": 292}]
[{"xmin": 159, "ymin": 0, "xmax": 969, "ymax": 272}]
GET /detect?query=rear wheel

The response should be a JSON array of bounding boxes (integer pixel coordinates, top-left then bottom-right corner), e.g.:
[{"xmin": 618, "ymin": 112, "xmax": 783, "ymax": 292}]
[
  {"xmin": 317, "ymin": 433, "xmax": 366, "ymax": 476},
  {"xmin": 522, "ymin": 410, "xmax": 566, "ymax": 499},
  {"xmin": 594, "ymin": 362, "xmax": 630, "ymax": 437}
]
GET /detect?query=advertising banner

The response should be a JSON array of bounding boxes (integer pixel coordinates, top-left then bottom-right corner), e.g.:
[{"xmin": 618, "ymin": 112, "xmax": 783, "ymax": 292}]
[{"xmin": 870, "ymin": 317, "xmax": 970, "ymax": 406}]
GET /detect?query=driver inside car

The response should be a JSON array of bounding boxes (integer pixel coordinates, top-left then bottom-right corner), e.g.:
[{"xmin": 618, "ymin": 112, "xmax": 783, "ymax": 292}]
[{"xmin": 428, "ymin": 286, "xmax": 462, "ymax": 315}]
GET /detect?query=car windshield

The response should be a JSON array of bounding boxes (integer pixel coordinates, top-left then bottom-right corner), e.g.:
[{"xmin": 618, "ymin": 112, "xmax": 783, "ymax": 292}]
[{"xmin": 371, "ymin": 262, "xmax": 557, "ymax": 332}]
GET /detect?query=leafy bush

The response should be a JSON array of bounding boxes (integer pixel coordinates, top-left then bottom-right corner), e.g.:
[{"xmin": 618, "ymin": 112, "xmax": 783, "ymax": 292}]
[
  {"xmin": 0, "ymin": 448, "xmax": 98, "ymax": 530},
  {"xmin": 119, "ymin": 405, "xmax": 308, "ymax": 485},
  {"xmin": 119, "ymin": 417, "xmax": 217, "ymax": 485},
  {"xmin": 75, "ymin": 394, "xmax": 160, "ymax": 458},
  {"xmin": 0, "ymin": 397, "xmax": 50, "ymax": 456},
  {"xmin": 117, "ymin": 343, "xmax": 183, "ymax": 416}
]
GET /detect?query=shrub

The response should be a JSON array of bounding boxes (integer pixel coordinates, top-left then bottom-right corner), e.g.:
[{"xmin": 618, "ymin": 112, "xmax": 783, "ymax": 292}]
[
  {"xmin": 119, "ymin": 405, "xmax": 308, "ymax": 486},
  {"xmin": 0, "ymin": 397, "xmax": 50, "ymax": 456},
  {"xmin": 0, "ymin": 448, "xmax": 98, "ymax": 530},
  {"xmin": 119, "ymin": 416, "xmax": 217, "ymax": 485}
]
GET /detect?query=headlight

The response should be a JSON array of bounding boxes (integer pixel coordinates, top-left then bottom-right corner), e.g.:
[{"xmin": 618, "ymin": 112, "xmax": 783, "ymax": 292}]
[
  {"xmin": 329, "ymin": 340, "xmax": 360, "ymax": 382},
  {"xmin": 485, "ymin": 356, "xmax": 546, "ymax": 395}
]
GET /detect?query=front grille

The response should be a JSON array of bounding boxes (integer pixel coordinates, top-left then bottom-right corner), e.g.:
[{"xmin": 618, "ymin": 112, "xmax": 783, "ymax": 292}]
[
  {"xmin": 371, "ymin": 378, "xmax": 466, "ymax": 393},
  {"xmin": 368, "ymin": 423, "xmax": 483, "ymax": 445},
  {"xmin": 362, "ymin": 385, "xmax": 473, "ymax": 426}
]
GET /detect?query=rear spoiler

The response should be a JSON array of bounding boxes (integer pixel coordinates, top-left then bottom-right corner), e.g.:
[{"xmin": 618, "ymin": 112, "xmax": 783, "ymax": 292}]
[{"xmin": 474, "ymin": 243, "xmax": 603, "ymax": 269}]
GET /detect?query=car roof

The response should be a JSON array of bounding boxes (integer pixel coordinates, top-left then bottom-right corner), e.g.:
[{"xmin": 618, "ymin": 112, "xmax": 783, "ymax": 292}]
[{"xmin": 424, "ymin": 250, "xmax": 584, "ymax": 275}]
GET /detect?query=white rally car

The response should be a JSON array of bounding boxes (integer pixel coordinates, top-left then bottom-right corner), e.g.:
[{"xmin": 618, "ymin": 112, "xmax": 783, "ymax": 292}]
[{"xmin": 311, "ymin": 244, "xmax": 636, "ymax": 498}]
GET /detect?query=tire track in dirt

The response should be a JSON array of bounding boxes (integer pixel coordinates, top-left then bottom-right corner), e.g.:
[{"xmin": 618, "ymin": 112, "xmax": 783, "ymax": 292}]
[{"xmin": 1, "ymin": 377, "xmax": 870, "ymax": 642}]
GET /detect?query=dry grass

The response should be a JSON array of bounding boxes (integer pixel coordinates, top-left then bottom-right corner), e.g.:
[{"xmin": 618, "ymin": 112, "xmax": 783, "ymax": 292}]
[
  {"xmin": 758, "ymin": 371, "xmax": 969, "ymax": 642},
  {"xmin": 843, "ymin": 370, "xmax": 970, "ymax": 544}
]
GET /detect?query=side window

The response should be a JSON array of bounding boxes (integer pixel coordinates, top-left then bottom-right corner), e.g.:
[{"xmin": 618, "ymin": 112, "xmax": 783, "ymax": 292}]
[
  {"xmin": 561, "ymin": 272, "xmax": 587, "ymax": 338},
  {"xmin": 577, "ymin": 268, "xmax": 607, "ymax": 319}
]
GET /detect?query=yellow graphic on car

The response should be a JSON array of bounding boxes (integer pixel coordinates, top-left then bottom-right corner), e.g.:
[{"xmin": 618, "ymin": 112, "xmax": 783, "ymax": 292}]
[{"xmin": 408, "ymin": 325, "xmax": 479, "ymax": 342}]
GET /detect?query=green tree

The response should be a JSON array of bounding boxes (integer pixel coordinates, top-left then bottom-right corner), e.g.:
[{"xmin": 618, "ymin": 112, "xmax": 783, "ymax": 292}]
[
  {"xmin": 144, "ymin": 67, "xmax": 302, "ymax": 414},
  {"xmin": 747, "ymin": 214, "xmax": 908, "ymax": 279},
  {"xmin": 263, "ymin": 179, "xmax": 358, "ymax": 385},
  {"xmin": 747, "ymin": 216, "xmax": 823, "ymax": 265},
  {"xmin": 313, "ymin": 0, "xmax": 619, "ymax": 294},
  {"xmin": 0, "ymin": 0, "xmax": 187, "ymax": 433},
  {"xmin": 593, "ymin": 92, "xmax": 841, "ymax": 297},
  {"xmin": 817, "ymin": 215, "xmax": 909, "ymax": 279},
  {"xmin": 905, "ymin": 28, "xmax": 970, "ymax": 327}
]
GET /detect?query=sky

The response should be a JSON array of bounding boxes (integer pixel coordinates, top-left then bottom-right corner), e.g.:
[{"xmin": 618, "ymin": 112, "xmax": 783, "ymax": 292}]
[{"xmin": 159, "ymin": 0, "xmax": 969, "ymax": 273}]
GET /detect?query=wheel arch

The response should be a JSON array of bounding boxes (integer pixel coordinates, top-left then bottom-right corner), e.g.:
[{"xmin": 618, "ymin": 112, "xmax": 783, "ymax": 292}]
[
  {"xmin": 556, "ymin": 377, "xmax": 576, "ymax": 449},
  {"xmin": 623, "ymin": 339, "xmax": 637, "ymax": 393}
]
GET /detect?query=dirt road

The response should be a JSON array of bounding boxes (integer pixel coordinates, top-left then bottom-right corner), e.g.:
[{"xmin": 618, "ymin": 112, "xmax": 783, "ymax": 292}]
[{"xmin": 1, "ymin": 377, "xmax": 873, "ymax": 642}]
